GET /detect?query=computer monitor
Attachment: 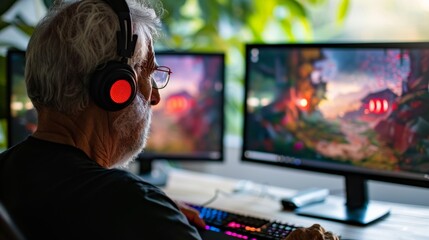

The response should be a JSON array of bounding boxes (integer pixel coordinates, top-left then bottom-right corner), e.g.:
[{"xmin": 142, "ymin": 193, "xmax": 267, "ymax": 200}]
[
  {"xmin": 242, "ymin": 42, "xmax": 429, "ymax": 225},
  {"xmin": 0, "ymin": 53, "xmax": 11, "ymax": 152},
  {"xmin": 137, "ymin": 52, "xmax": 225, "ymax": 185},
  {"xmin": 5, "ymin": 50, "xmax": 225, "ymax": 185},
  {"xmin": 6, "ymin": 49, "xmax": 36, "ymax": 149}
]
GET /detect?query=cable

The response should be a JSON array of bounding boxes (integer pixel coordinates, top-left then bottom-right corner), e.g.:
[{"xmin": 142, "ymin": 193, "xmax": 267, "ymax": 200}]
[
  {"xmin": 199, "ymin": 189, "xmax": 234, "ymax": 206},
  {"xmin": 198, "ymin": 183, "xmax": 280, "ymax": 207}
]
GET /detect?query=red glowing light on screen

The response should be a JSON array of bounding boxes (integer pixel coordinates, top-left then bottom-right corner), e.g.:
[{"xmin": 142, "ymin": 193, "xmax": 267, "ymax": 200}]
[
  {"xmin": 298, "ymin": 98, "xmax": 308, "ymax": 108},
  {"xmin": 368, "ymin": 98, "xmax": 389, "ymax": 114},
  {"xmin": 166, "ymin": 96, "xmax": 190, "ymax": 113},
  {"xmin": 383, "ymin": 99, "xmax": 388, "ymax": 112}
]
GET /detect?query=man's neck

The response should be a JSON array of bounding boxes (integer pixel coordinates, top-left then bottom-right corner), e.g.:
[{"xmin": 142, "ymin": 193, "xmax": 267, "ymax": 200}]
[{"xmin": 32, "ymin": 106, "xmax": 114, "ymax": 168}]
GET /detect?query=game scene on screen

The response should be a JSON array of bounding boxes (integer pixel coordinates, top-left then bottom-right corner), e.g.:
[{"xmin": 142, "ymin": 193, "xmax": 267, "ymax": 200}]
[
  {"xmin": 143, "ymin": 54, "xmax": 224, "ymax": 159},
  {"xmin": 245, "ymin": 47, "xmax": 429, "ymax": 175}
]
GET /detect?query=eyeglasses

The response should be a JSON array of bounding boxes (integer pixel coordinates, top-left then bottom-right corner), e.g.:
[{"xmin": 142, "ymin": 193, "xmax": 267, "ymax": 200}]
[{"xmin": 151, "ymin": 66, "xmax": 172, "ymax": 89}]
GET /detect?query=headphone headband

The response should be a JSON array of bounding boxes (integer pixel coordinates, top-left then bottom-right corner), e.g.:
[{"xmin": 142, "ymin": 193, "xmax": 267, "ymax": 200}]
[{"xmin": 102, "ymin": 0, "xmax": 138, "ymax": 59}]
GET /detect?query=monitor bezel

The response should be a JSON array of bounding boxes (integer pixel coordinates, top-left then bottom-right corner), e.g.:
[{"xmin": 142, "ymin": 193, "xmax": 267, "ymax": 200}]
[
  {"xmin": 241, "ymin": 42, "xmax": 429, "ymax": 189},
  {"xmin": 138, "ymin": 51, "xmax": 226, "ymax": 162},
  {"xmin": 6, "ymin": 49, "xmax": 27, "ymax": 149}
]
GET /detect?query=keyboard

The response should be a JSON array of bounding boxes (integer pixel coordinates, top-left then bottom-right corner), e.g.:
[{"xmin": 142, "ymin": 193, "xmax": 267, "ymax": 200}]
[{"xmin": 188, "ymin": 203, "xmax": 301, "ymax": 240}]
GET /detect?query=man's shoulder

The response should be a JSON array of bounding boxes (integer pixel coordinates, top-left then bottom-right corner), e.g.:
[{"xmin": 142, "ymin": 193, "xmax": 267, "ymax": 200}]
[
  {"xmin": 94, "ymin": 168, "xmax": 164, "ymax": 197},
  {"xmin": 90, "ymin": 169, "xmax": 180, "ymax": 223},
  {"xmin": 102, "ymin": 168, "xmax": 153, "ymax": 186}
]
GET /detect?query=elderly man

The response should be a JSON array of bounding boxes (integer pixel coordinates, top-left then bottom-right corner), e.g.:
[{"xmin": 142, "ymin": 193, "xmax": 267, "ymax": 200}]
[{"xmin": 0, "ymin": 0, "xmax": 204, "ymax": 239}]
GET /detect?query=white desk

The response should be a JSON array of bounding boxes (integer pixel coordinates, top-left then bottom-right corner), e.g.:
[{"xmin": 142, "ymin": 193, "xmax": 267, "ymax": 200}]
[{"xmin": 162, "ymin": 168, "xmax": 429, "ymax": 240}]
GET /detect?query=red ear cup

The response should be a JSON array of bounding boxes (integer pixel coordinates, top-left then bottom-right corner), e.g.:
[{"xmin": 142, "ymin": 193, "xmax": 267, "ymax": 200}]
[
  {"xmin": 90, "ymin": 61, "xmax": 137, "ymax": 111},
  {"xmin": 110, "ymin": 79, "xmax": 133, "ymax": 104}
]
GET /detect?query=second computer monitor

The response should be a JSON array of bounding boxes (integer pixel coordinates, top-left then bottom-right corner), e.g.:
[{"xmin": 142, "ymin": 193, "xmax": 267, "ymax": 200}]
[
  {"xmin": 6, "ymin": 50, "xmax": 225, "ymax": 164},
  {"xmin": 242, "ymin": 42, "xmax": 429, "ymax": 225},
  {"xmin": 139, "ymin": 52, "xmax": 225, "ymax": 162},
  {"xmin": 6, "ymin": 49, "xmax": 35, "ymax": 149}
]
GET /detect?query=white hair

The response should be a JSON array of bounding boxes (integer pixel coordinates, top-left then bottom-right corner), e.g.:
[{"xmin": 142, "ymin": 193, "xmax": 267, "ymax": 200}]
[{"xmin": 25, "ymin": 0, "xmax": 162, "ymax": 114}]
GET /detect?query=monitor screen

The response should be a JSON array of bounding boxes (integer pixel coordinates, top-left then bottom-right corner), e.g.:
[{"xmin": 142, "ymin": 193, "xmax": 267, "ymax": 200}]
[
  {"xmin": 140, "ymin": 52, "xmax": 225, "ymax": 162},
  {"xmin": 242, "ymin": 42, "xmax": 429, "ymax": 225},
  {"xmin": 6, "ymin": 50, "xmax": 36, "ymax": 149}
]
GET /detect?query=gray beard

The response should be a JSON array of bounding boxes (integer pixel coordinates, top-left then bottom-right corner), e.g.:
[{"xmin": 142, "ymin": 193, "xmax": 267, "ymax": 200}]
[{"xmin": 111, "ymin": 92, "xmax": 152, "ymax": 168}]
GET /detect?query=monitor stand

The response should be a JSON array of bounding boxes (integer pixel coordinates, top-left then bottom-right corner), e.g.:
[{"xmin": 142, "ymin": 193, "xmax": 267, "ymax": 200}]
[
  {"xmin": 138, "ymin": 159, "xmax": 169, "ymax": 187},
  {"xmin": 295, "ymin": 175, "xmax": 390, "ymax": 225}
]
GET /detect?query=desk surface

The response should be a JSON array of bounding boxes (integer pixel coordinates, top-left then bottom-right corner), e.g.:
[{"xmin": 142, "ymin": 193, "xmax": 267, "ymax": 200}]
[{"xmin": 162, "ymin": 168, "xmax": 429, "ymax": 240}]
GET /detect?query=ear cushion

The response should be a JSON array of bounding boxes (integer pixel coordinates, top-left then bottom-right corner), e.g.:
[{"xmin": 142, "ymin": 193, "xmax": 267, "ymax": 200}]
[{"xmin": 90, "ymin": 61, "xmax": 137, "ymax": 111}]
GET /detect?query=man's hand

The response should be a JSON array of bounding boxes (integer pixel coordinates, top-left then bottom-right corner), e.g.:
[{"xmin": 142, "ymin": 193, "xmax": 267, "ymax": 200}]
[
  {"xmin": 285, "ymin": 224, "xmax": 339, "ymax": 240},
  {"xmin": 176, "ymin": 201, "xmax": 206, "ymax": 229}
]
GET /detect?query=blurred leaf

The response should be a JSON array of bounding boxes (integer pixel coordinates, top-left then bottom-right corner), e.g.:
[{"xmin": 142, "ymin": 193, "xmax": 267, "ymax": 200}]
[
  {"xmin": 161, "ymin": 0, "xmax": 187, "ymax": 20},
  {"xmin": 0, "ymin": 20, "xmax": 10, "ymax": 31},
  {"xmin": 224, "ymin": 0, "xmax": 255, "ymax": 23},
  {"xmin": 42, "ymin": 0, "xmax": 55, "ymax": 9},
  {"xmin": 198, "ymin": 0, "xmax": 221, "ymax": 24},
  {"xmin": 298, "ymin": 17, "xmax": 313, "ymax": 40},
  {"xmin": 336, "ymin": 0, "xmax": 350, "ymax": 24},
  {"xmin": 304, "ymin": 0, "xmax": 327, "ymax": 4},
  {"xmin": 12, "ymin": 14, "xmax": 34, "ymax": 29},
  {"xmin": 15, "ymin": 22, "xmax": 35, "ymax": 36},
  {"xmin": 281, "ymin": 0, "xmax": 307, "ymax": 18},
  {"xmin": 279, "ymin": 20, "xmax": 294, "ymax": 41},
  {"xmin": 225, "ymin": 0, "xmax": 254, "ymax": 25},
  {"xmin": 246, "ymin": 0, "xmax": 276, "ymax": 41},
  {"xmin": 0, "ymin": 0, "xmax": 16, "ymax": 15}
]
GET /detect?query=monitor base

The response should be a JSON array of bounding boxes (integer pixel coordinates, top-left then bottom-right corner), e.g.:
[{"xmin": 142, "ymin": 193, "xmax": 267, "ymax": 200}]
[
  {"xmin": 295, "ymin": 200, "xmax": 390, "ymax": 226},
  {"xmin": 139, "ymin": 168, "xmax": 169, "ymax": 187},
  {"xmin": 137, "ymin": 159, "xmax": 170, "ymax": 187}
]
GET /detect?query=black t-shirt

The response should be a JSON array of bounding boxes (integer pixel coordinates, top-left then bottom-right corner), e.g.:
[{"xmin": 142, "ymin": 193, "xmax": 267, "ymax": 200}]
[{"xmin": 0, "ymin": 137, "xmax": 202, "ymax": 240}]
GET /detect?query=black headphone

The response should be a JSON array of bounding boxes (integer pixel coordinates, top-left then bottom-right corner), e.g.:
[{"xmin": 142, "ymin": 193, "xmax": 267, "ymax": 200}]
[{"xmin": 89, "ymin": 0, "xmax": 138, "ymax": 111}]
